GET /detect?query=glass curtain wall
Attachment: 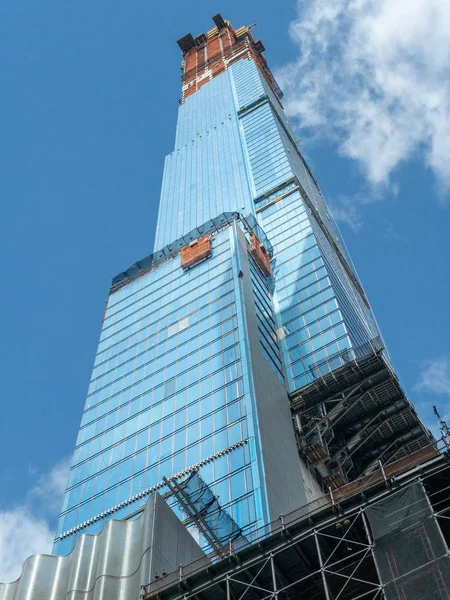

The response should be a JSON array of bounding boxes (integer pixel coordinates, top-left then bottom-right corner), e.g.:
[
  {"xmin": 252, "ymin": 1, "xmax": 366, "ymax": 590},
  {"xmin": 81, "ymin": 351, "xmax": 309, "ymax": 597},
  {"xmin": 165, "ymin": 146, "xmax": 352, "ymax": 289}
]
[
  {"xmin": 54, "ymin": 224, "xmax": 278, "ymax": 555},
  {"xmin": 54, "ymin": 21, "xmax": 386, "ymax": 555}
]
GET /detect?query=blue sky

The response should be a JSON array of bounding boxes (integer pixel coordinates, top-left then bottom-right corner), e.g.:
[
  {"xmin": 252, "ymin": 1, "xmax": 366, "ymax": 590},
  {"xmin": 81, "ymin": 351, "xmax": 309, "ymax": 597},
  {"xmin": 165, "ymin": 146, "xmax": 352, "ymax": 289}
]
[{"xmin": 1, "ymin": 0, "xmax": 449, "ymax": 581}]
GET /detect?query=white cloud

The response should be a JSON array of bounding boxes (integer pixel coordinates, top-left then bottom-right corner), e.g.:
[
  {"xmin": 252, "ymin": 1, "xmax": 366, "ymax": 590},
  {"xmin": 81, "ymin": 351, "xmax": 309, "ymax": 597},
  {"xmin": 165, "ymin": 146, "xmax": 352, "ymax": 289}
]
[
  {"xmin": 382, "ymin": 219, "xmax": 406, "ymax": 243},
  {"xmin": 277, "ymin": 0, "xmax": 450, "ymax": 194},
  {"xmin": 0, "ymin": 456, "xmax": 71, "ymax": 583},
  {"xmin": 0, "ymin": 509, "xmax": 55, "ymax": 584},
  {"xmin": 414, "ymin": 355, "xmax": 450, "ymax": 439},
  {"xmin": 329, "ymin": 195, "xmax": 364, "ymax": 232},
  {"xmin": 30, "ymin": 456, "xmax": 72, "ymax": 516},
  {"xmin": 416, "ymin": 355, "xmax": 450, "ymax": 399}
]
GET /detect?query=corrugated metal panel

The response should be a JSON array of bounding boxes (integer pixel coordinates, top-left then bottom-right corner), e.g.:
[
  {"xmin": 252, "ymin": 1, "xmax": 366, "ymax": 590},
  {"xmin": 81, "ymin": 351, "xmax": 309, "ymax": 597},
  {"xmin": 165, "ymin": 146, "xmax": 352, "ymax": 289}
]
[{"xmin": 0, "ymin": 493, "xmax": 204, "ymax": 600}]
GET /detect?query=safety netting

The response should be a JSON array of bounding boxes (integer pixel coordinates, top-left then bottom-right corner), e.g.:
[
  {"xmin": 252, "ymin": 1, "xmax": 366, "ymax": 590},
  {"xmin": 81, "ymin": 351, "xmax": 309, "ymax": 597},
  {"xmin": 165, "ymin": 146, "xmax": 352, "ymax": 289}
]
[
  {"xmin": 366, "ymin": 482, "xmax": 450, "ymax": 600},
  {"xmin": 182, "ymin": 471, "xmax": 243, "ymax": 547}
]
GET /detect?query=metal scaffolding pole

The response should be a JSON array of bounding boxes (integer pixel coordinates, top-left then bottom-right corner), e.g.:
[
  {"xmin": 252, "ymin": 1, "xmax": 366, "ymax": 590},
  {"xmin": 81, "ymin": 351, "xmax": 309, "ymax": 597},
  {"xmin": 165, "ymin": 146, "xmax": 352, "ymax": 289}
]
[
  {"xmin": 315, "ymin": 529, "xmax": 331, "ymax": 600},
  {"xmin": 270, "ymin": 553, "xmax": 278, "ymax": 599},
  {"xmin": 419, "ymin": 477, "xmax": 450, "ymax": 553},
  {"xmin": 361, "ymin": 509, "xmax": 384, "ymax": 599},
  {"xmin": 143, "ymin": 455, "xmax": 450, "ymax": 600},
  {"xmin": 163, "ymin": 476, "xmax": 225, "ymax": 556}
]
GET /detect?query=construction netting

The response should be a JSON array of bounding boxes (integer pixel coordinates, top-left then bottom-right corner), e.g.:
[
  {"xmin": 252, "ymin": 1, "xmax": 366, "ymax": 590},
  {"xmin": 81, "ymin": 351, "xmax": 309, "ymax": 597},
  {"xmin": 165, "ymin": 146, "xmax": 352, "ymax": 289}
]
[
  {"xmin": 366, "ymin": 482, "xmax": 450, "ymax": 600},
  {"xmin": 182, "ymin": 471, "xmax": 243, "ymax": 547}
]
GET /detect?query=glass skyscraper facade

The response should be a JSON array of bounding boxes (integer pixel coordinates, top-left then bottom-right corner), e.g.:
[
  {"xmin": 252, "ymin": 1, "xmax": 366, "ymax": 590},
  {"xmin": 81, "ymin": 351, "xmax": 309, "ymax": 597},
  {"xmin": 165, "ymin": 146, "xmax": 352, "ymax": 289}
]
[{"xmin": 53, "ymin": 15, "xmax": 428, "ymax": 556}]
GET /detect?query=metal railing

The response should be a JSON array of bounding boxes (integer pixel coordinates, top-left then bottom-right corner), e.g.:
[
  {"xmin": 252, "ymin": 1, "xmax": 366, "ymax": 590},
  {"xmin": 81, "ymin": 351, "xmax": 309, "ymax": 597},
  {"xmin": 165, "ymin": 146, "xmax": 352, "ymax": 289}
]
[
  {"xmin": 308, "ymin": 336, "xmax": 384, "ymax": 379},
  {"xmin": 142, "ymin": 438, "xmax": 448, "ymax": 599}
]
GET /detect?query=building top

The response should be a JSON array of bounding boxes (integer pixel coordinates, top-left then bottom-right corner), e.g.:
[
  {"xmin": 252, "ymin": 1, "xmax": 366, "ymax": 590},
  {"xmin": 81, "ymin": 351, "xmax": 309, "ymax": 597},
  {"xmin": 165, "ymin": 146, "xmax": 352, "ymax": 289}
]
[
  {"xmin": 176, "ymin": 14, "xmax": 259, "ymax": 55},
  {"xmin": 176, "ymin": 14, "xmax": 282, "ymax": 102}
]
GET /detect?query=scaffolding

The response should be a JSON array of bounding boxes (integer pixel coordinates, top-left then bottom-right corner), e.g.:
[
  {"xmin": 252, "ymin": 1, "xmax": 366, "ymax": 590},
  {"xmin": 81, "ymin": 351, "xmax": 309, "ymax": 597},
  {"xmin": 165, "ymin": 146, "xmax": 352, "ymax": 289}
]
[
  {"xmin": 177, "ymin": 15, "xmax": 282, "ymax": 104},
  {"xmin": 291, "ymin": 341, "xmax": 433, "ymax": 489},
  {"xmin": 142, "ymin": 442, "xmax": 450, "ymax": 600},
  {"xmin": 163, "ymin": 472, "xmax": 243, "ymax": 558}
]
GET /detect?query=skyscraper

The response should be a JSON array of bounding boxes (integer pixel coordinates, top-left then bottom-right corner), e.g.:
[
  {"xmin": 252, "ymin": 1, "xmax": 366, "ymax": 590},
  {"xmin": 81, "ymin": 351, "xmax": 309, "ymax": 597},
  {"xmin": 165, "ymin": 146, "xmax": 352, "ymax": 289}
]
[{"xmin": 53, "ymin": 15, "xmax": 431, "ymax": 556}]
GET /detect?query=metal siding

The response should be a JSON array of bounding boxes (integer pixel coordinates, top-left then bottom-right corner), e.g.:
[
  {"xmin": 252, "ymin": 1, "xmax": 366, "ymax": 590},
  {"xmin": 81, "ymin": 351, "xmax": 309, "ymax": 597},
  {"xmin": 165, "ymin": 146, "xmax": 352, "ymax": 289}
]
[{"xmin": 0, "ymin": 494, "xmax": 204, "ymax": 600}]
